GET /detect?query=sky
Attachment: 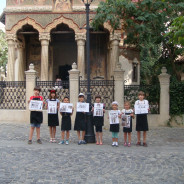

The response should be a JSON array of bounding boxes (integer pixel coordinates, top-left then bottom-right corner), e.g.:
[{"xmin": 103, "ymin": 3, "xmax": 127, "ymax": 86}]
[{"xmin": 0, "ymin": 0, "xmax": 6, "ymax": 15}]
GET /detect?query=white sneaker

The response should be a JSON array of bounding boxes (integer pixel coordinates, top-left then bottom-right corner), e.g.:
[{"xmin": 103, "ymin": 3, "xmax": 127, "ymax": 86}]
[
  {"xmin": 112, "ymin": 142, "xmax": 115, "ymax": 146},
  {"xmin": 115, "ymin": 142, "xmax": 119, "ymax": 147}
]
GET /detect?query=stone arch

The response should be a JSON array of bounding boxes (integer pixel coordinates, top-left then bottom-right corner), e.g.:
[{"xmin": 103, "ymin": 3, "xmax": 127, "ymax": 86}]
[
  {"xmin": 6, "ymin": 17, "xmax": 44, "ymax": 34},
  {"xmin": 45, "ymin": 15, "xmax": 85, "ymax": 33}
]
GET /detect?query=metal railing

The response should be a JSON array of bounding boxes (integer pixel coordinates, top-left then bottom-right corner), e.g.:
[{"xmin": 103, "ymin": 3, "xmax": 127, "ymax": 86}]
[
  {"xmin": 0, "ymin": 81, "xmax": 26, "ymax": 110},
  {"xmin": 79, "ymin": 79, "xmax": 115, "ymax": 110}
]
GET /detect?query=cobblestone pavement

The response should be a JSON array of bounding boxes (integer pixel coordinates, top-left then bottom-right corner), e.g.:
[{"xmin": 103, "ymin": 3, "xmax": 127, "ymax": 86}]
[{"xmin": 0, "ymin": 122, "xmax": 184, "ymax": 184}]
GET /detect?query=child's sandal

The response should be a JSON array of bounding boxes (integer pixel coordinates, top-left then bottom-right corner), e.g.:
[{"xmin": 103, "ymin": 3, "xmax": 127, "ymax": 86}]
[
  {"xmin": 52, "ymin": 138, "xmax": 56, "ymax": 143},
  {"xmin": 49, "ymin": 138, "xmax": 52, "ymax": 143}
]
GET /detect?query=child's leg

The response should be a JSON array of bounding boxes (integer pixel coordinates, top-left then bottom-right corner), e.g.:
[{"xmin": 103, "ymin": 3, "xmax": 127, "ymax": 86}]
[
  {"xmin": 96, "ymin": 132, "xmax": 99, "ymax": 143},
  {"xmin": 61, "ymin": 131, "xmax": 65, "ymax": 140},
  {"xmin": 137, "ymin": 131, "xmax": 141, "ymax": 142},
  {"xmin": 82, "ymin": 131, "xmax": 86, "ymax": 140},
  {"xmin": 29, "ymin": 127, "xmax": 35, "ymax": 140},
  {"xmin": 49, "ymin": 126, "xmax": 52, "ymax": 139},
  {"xmin": 36, "ymin": 127, "xmax": 40, "ymax": 140},
  {"xmin": 112, "ymin": 132, "xmax": 115, "ymax": 143},
  {"xmin": 53, "ymin": 126, "xmax": 56, "ymax": 138},
  {"xmin": 124, "ymin": 132, "xmax": 127, "ymax": 143},
  {"xmin": 128, "ymin": 132, "xmax": 131, "ymax": 143},
  {"xmin": 115, "ymin": 133, "xmax": 118, "ymax": 143},
  {"xmin": 143, "ymin": 131, "xmax": 147, "ymax": 143},
  {"xmin": 77, "ymin": 131, "xmax": 81, "ymax": 141},
  {"xmin": 99, "ymin": 132, "xmax": 103, "ymax": 144},
  {"xmin": 66, "ymin": 131, "xmax": 70, "ymax": 140}
]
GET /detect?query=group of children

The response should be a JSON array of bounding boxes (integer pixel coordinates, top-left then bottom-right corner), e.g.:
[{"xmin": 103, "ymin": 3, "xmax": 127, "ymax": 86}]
[{"xmin": 28, "ymin": 87, "xmax": 149, "ymax": 147}]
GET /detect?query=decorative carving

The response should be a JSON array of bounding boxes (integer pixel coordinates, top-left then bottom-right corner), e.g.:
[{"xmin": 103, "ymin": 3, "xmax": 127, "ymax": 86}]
[
  {"xmin": 110, "ymin": 33, "xmax": 121, "ymax": 42},
  {"xmin": 53, "ymin": 0, "xmax": 72, "ymax": 12},
  {"xmin": 5, "ymin": 6, "xmax": 52, "ymax": 13},
  {"xmin": 6, "ymin": 34, "xmax": 17, "ymax": 41},
  {"xmin": 39, "ymin": 33, "xmax": 50, "ymax": 41},
  {"xmin": 45, "ymin": 15, "xmax": 83, "ymax": 33},
  {"xmin": 75, "ymin": 33, "xmax": 86, "ymax": 41},
  {"xmin": 12, "ymin": 0, "xmax": 24, "ymax": 5},
  {"xmin": 34, "ymin": 0, "xmax": 46, "ymax": 5},
  {"xmin": 6, "ymin": 17, "xmax": 44, "ymax": 34}
]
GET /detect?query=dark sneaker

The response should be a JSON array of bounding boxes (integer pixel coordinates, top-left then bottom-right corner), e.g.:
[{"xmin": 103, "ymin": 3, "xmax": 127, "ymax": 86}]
[
  {"xmin": 78, "ymin": 140, "xmax": 82, "ymax": 145},
  {"xmin": 81, "ymin": 140, "xmax": 87, "ymax": 144},
  {"xmin": 143, "ymin": 142, "xmax": 148, "ymax": 147},
  {"xmin": 136, "ymin": 142, "xmax": 141, "ymax": 146},
  {"xmin": 37, "ymin": 139, "xmax": 42, "ymax": 144},
  {"xmin": 28, "ymin": 140, "xmax": 32, "ymax": 144}
]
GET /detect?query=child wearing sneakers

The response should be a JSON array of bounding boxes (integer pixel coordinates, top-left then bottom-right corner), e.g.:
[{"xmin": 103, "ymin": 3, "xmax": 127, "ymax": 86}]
[
  {"xmin": 92, "ymin": 95, "xmax": 105, "ymax": 145},
  {"xmin": 121, "ymin": 101, "xmax": 134, "ymax": 147},
  {"xmin": 59, "ymin": 96, "xmax": 73, "ymax": 145},
  {"xmin": 74, "ymin": 93, "xmax": 87, "ymax": 145},
  {"xmin": 28, "ymin": 86, "xmax": 43, "ymax": 144},
  {"xmin": 109, "ymin": 101, "xmax": 121, "ymax": 147}
]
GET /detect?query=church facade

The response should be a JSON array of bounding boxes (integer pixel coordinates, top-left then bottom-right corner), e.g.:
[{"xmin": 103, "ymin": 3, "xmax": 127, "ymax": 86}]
[{"xmin": 2, "ymin": 0, "xmax": 140, "ymax": 85}]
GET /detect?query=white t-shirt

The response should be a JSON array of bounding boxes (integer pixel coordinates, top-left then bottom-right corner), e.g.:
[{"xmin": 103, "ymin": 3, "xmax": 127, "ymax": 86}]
[{"xmin": 122, "ymin": 109, "xmax": 133, "ymax": 114}]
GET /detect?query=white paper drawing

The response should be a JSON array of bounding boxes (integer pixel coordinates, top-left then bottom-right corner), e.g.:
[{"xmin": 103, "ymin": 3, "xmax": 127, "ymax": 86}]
[
  {"xmin": 121, "ymin": 115, "xmax": 131, "ymax": 128},
  {"xmin": 93, "ymin": 103, "xmax": 103, "ymax": 117},
  {"xmin": 29, "ymin": 100, "xmax": 43, "ymax": 111},
  {"xmin": 109, "ymin": 110, "xmax": 119, "ymax": 124},
  {"xmin": 48, "ymin": 101, "xmax": 57, "ymax": 114},
  {"xmin": 76, "ymin": 102, "xmax": 89, "ymax": 112},
  {"xmin": 60, "ymin": 103, "xmax": 73, "ymax": 113}
]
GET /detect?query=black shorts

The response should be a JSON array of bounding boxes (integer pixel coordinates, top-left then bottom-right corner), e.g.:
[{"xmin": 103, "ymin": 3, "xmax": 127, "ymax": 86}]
[{"xmin": 95, "ymin": 126, "xmax": 102, "ymax": 132}]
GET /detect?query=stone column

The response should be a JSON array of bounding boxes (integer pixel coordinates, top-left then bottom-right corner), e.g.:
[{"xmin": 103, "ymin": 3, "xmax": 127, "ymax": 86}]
[
  {"xmin": 109, "ymin": 33, "xmax": 121, "ymax": 79},
  {"xmin": 25, "ymin": 64, "xmax": 37, "ymax": 122},
  {"xmin": 114, "ymin": 63, "xmax": 125, "ymax": 110},
  {"xmin": 17, "ymin": 42, "xmax": 25, "ymax": 81},
  {"xmin": 6, "ymin": 34, "xmax": 16, "ymax": 81},
  {"xmin": 69, "ymin": 62, "xmax": 80, "ymax": 122},
  {"xmin": 158, "ymin": 67, "xmax": 171, "ymax": 124},
  {"xmin": 39, "ymin": 33, "xmax": 50, "ymax": 81},
  {"xmin": 48, "ymin": 46, "xmax": 53, "ymax": 81},
  {"xmin": 75, "ymin": 33, "xmax": 86, "ymax": 79}
]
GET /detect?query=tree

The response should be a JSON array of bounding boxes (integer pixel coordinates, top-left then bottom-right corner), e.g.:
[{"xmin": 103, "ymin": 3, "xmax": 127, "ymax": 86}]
[
  {"xmin": 92, "ymin": 0, "xmax": 184, "ymax": 82},
  {"xmin": 0, "ymin": 30, "xmax": 8, "ymax": 70}
]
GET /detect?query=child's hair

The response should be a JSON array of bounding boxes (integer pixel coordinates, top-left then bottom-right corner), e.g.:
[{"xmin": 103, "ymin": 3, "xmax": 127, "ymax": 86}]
[
  {"xmin": 34, "ymin": 86, "xmax": 41, "ymax": 92},
  {"xmin": 138, "ymin": 91, "xmax": 145, "ymax": 96},
  {"xmin": 124, "ymin": 101, "xmax": 131, "ymax": 107},
  {"xmin": 49, "ymin": 90, "xmax": 57, "ymax": 100},
  {"xmin": 63, "ymin": 96, "xmax": 69, "ymax": 102},
  {"xmin": 95, "ymin": 95, "xmax": 101, "ymax": 99}
]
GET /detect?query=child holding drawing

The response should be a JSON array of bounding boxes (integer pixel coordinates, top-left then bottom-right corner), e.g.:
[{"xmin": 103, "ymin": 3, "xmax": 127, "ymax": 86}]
[
  {"xmin": 92, "ymin": 95, "xmax": 105, "ymax": 145},
  {"xmin": 121, "ymin": 101, "xmax": 134, "ymax": 147},
  {"xmin": 109, "ymin": 101, "xmax": 121, "ymax": 147},
  {"xmin": 59, "ymin": 96, "xmax": 73, "ymax": 145},
  {"xmin": 74, "ymin": 93, "xmax": 87, "ymax": 145},
  {"xmin": 46, "ymin": 89, "xmax": 60, "ymax": 143},
  {"xmin": 134, "ymin": 91, "xmax": 149, "ymax": 147},
  {"xmin": 28, "ymin": 86, "xmax": 43, "ymax": 144}
]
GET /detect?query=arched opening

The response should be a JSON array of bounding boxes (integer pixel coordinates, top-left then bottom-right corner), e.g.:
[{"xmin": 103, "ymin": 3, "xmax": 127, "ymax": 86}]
[
  {"xmin": 50, "ymin": 23, "xmax": 77, "ymax": 81},
  {"xmin": 90, "ymin": 26, "xmax": 110, "ymax": 79},
  {"xmin": 16, "ymin": 24, "xmax": 40, "ymax": 80}
]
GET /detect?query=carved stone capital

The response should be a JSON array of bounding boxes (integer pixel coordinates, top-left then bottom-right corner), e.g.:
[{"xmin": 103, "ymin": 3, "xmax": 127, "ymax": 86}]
[
  {"xmin": 110, "ymin": 33, "xmax": 121, "ymax": 42},
  {"xmin": 75, "ymin": 33, "xmax": 86, "ymax": 41},
  {"xmin": 6, "ymin": 34, "xmax": 17, "ymax": 44},
  {"xmin": 16, "ymin": 41, "xmax": 24, "ymax": 49},
  {"xmin": 39, "ymin": 33, "xmax": 50, "ymax": 41}
]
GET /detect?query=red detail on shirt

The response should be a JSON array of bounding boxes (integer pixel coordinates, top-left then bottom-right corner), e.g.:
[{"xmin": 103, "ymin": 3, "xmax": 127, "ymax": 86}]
[{"xmin": 30, "ymin": 96, "xmax": 43, "ymax": 101}]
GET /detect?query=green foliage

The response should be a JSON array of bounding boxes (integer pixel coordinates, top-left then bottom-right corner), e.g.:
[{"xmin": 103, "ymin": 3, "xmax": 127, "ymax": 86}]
[
  {"xmin": 92, "ymin": 0, "xmax": 184, "ymax": 83},
  {"xmin": 166, "ymin": 16, "xmax": 184, "ymax": 46},
  {"xmin": 0, "ymin": 30, "xmax": 8, "ymax": 70},
  {"xmin": 170, "ymin": 77, "xmax": 184, "ymax": 115},
  {"xmin": 124, "ymin": 84, "xmax": 160, "ymax": 114}
]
